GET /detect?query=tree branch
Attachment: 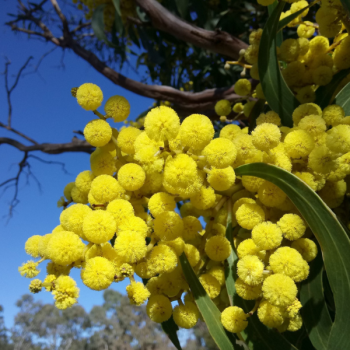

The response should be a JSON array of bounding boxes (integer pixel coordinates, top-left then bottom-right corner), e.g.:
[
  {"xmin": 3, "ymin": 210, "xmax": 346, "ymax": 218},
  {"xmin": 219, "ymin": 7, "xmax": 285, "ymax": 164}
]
[{"xmin": 135, "ymin": 0, "xmax": 248, "ymax": 60}]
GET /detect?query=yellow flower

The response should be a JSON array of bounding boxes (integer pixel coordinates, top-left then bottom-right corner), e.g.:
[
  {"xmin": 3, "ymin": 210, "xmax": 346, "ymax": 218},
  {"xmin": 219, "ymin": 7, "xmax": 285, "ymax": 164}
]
[
  {"xmin": 81, "ymin": 257, "xmax": 115, "ymax": 290},
  {"xmin": 52, "ymin": 276, "xmax": 79, "ymax": 309},
  {"xmin": 84, "ymin": 119, "xmax": 112, "ymax": 147},
  {"xmin": 237, "ymin": 255, "xmax": 264, "ymax": 286},
  {"xmin": 83, "ymin": 210, "xmax": 116, "ymax": 244},
  {"xmin": 18, "ymin": 261, "xmax": 40, "ymax": 278},
  {"xmin": 221, "ymin": 306, "xmax": 248, "ymax": 333},
  {"xmin": 205, "ymin": 236, "xmax": 231, "ymax": 261},
  {"xmin": 126, "ymin": 282, "xmax": 150, "ymax": 306},
  {"xmin": 215, "ymin": 100, "xmax": 231, "ymax": 116},
  {"xmin": 104, "ymin": 95, "xmax": 130, "ymax": 122},
  {"xmin": 76, "ymin": 83, "xmax": 103, "ymax": 111},
  {"xmin": 146, "ymin": 295, "xmax": 172, "ymax": 323},
  {"xmin": 173, "ymin": 302, "xmax": 199, "ymax": 329}
]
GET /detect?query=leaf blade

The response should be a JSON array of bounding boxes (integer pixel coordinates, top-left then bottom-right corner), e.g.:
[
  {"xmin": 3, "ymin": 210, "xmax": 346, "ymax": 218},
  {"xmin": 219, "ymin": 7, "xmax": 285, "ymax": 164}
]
[
  {"xmin": 334, "ymin": 82, "xmax": 350, "ymax": 114},
  {"xmin": 161, "ymin": 316, "xmax": 183, "ymax": 350}
]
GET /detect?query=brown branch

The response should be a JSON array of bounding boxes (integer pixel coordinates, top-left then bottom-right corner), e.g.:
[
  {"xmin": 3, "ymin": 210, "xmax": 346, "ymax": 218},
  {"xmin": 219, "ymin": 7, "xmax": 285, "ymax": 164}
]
[{"xmin": 135, "ymin": 0, "xmax": 248, "ymax": 60}]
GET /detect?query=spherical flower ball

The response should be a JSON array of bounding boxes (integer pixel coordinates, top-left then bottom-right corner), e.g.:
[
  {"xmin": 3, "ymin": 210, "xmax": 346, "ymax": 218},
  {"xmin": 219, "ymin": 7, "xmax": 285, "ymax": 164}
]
[
  {"xmin": 323, "ymin": 104, "xmax": 345, "ymax": 126},
  {"xmin": 291, "ymin": 238, "xmax": 318, "ymax": 262},
  {"xmin": 258, "ymin": 181, "xmax": 286, "ymax": 207},
  {"xmin": 237, "ymin": 255, "xmax": 264, "ymax": 286},
  {"xmin": 104, "ymin": 95, "xmax": 130, "ymax": 122},
  {"xmin": 76, "ymin": 83, "xmax": 103, "ymax": 111},
  {"xmin": 118, "ymin": 163, "xmax": 145, "ymax": 191},
  {"xmin": 117, "ymin": 216, "xmax": 148, "ymax": 237},
  {"xmin": 71, "ymin": 186, "xmax": 88, "ymax": 204},
  {"xmin": 148, "ymin": 192, "xmax": 176, "ymax": 218},
  {"xmin": 287, "ymin": 314, "xmax": 303, "ymax": 332},
  {"xmin": 160, "ymin": 237, "xmax": 185, "ymax": 257},
  {"xmin": 221, "ymin": 306, "xmax": 248, "ymax": 333},
  {"xmin": 47, "ymin": 231, "xmax": 85, "ymax": 266},
  {"xmin": 114, "ymin": 231, "xmax": 147, "ymax": 263},
  {"xmin": 117, "ymin": 126, "xmax": 142, "ymax": 154},
  {"xmin": 81, "ymin": 256, "xmax": 115, "ymax": 290},
  {"xmin": 277, "ymin": 214, "xmax": 306, "ymax": 240},
  {"xmin": 83, "ymin": 211, "xmax": 116, "ymax": 243},
  {"xmin": 207, "ymin": 167, "xmax": 236, "ymax": 191},
  {"xmin": 263, "ymin": 273, "xmax": 297, "ymax": 307},
  {"xmin": 292, "ymin": 103, "xmax": 322, "ymax": 126},
  {"xmin": 63, "ymin": 182, "xmax": 75, "ymax": 201},
  {"xmin": 215, "ymin": 100, "xmax": 231, "ymax": 116},
  {"xmin": 173, "ymin": 302, "xmax": 199, "ymax": 329},
  {"xmin": 52, "ymin": 276, "xmax": 79, "ymax": 310},
  {"xmin": 60, "ymin": 203, "xmax": 92, "ymax": 238},
  {"xmin": 252, "ymin": 221, "xmax": 283, "ymax": 250},
  {"xmin": 38, "ymin": 234, "xmax": 52, "ymax": 258},
  {"xmin": 184, "ymin": 244, "xmax": 201, "ymax": 267},
  {"xmin": 256, "ymin": 111, "xmax": 281, "ymax": 126},
  {"xmin": 235, "ymin": 79, "xmax": 252, "ymax": 96},
  {"xmin": 25, "ymin": 235, "xmax": 42, "ymax": 258},
  {"xmin": 284, "ymin": 130, "xmax": 314, "ymax": 158},
  {"xmin": 220, "ymin": 124, "xmax": 242, "ymax": 141},
  {"xmin": 205, "ymin": 236, "xmax": 231, "ymax": 261},
  {"xmin": 252, "ymin": 123, "xmax": 281, "ymax": 151},
  {"xmin": 208, "ymin": 266, "xmax": 226, "ymax": 286},
  {"xmin": 84, "ymin": 119, "xmax": 112, "ymax": 147},
  {"xmin": 144, "ymin": 106, "xmax": 180, "ymax": 141},
  {"xmin": 75, "ymin": 170, "xmax": 95, "ymax": 194},
  {"xmin": 90, "ymin": 174, "xmax": 125, "ymax": 203},
  {"xmin": 237, "ymin": 239, "xmax": 266, "ymax": 260},
  {"xmin": 154, "ymin": 211, "xmax": 184, "ymax": 241},
  {"xmin": 199, "ymin": 274, "xmax": 221, "ymax": 299},
  {"xmin": 179, "ymin": 114, "xmax": 214, "ymax": 151},
  {"xmin": 242, "ymin": 176, "xmax": 265, "ymax": 193},
  {"xmin": 18, "ymin": 260, "xmax": 40, "ymax": 278},
  {"xmin": 235, "ymin": 278, "xmax": 262, "ymax": 300},
  {"xmin": 146, "ymin": 295, "xmax": 173, "ymax": 323},
  {"xmin": 147, "ymin": 245, "xmax": 178, "ymax": 275},
  {"xmin": 269, "ymin": 247, "xmax": 309, "ymax": 282},
  {"xmin": 90, "ymin": 148, "xmax": 116, "ymax": 176},
  {"xmin": 236, "ymin": 203, "xmax": 265, "ymax": 230},
  {"xmin": 182, "ymin": 216, "xmax": 202, "ymax": 242},
  {"xmin": 126, "ymin": 282, "xmax": 151, "ymax": 306},
  {"xmin": 202, "ymin": 138, "xmax": 237, "ymax": 168},
  {"xmin": 298, "ymin": 115, "xmax": 326, "ymax": 136},
  {"xmin": 29, "ymin": 279, "xmax": 42, "ymax": 294},
  {"xmin": 106, "ymin": 199, "xmax": 134, "ymax": 225},
  {"xmin": 312, "ymin": 66, "xmax": 333, "ymax": 86},
  {"xmin": 190, "ymin": 186, "xmax": 216, "ymax": 210},
  {"xmin": 326, "ymin": 125, "xmax": 350, "ymax": 154},
  {"xmin": 257, "ymin": 300, "xmax": 285, "ymax": 328}
]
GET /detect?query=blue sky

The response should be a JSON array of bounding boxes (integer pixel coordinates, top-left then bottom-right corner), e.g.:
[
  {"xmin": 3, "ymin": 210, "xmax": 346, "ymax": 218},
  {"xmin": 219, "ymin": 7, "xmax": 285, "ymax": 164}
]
[{"xmin": 0, "ymin": 1, "xmax": 152, "ymax": 327}]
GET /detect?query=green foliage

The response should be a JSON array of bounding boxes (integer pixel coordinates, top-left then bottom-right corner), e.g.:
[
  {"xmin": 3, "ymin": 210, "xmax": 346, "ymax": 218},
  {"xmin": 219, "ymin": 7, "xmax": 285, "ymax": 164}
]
[{"xmin": 334, "ymin": 82, "xmax": 350, "ymax": 115}]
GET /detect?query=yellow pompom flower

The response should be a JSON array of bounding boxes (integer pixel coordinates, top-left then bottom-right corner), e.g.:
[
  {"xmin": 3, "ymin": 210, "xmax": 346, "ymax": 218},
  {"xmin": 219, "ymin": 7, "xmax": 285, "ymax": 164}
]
[
  {"xmin": 295, "ymin": 86, "xmax": 316, "ymax": 104},
  {"xmin": 308, "ymin": 145, "xmax": 335, "ymax": 174},
  {"xmin": 207, "ymin": 166, "xmax": 236, "ymax": 191},
  {"xmin": 215, "ymin": 100, "xmax": 232, "ymax": 116},
  {"xmin": 190, "ymin": 186, "xmax": 216, "ymax": 210},
  {"xmin": 84, "ymin": 119, "xmax": 112, "ymax": 147},
  {"xmin": 263, "ymin": 273, "xmax": 297, "ymax": 307},
  {"xmin": 269, "ymin": 247, "xmax": 309, "ymax": 282},
  {"xmin": 318, "ymin": 180, "xmax": 347, "ymax": 208},
  {"xmin": 326, "ymin": 125, "xmax": 350, "ymax": 154},
  {"xmin": 118, "ymin": 215, "xmax": 148, "ymax": 237},
  {"xmin": 147, "ymin": 245, "xmax": 178, "ymax": 275},
  {"xmin": 179, "ymin": 114, "xmax": 214, "ymax": 151},
  {"xmin": 81, "ymin": 256, "xmax": 115, "ymax": 290},
  {"xmin": 292, "ymin": 103, "xmax": 322, "ymax": 125},
  {"xmin": 237, "ymin": 255, "xmax": 264, "ymax": 286},
  {"xmin": 291, "ymin": 238, "xmax": 318, "ymax": 262},
  {"xmin": 106, "ymin": 199, "xmax": 134, "ymax": 225},
  {"xmin": 18, "ymin": 260, "xmax": 40, "ymax": 278},
  {"xmin": 220, "ymin": 124, "xmax": 242, "ymax": 141},
  {"xmin": 208, "ymin": 266, "xmax": 226, "ymax": 286},
  {"xmin": 309, "ymin": 36, "xmax": 329, "ymax": 54},
  {"xmin": 221, "ymin": 306, "xmax": 248, "ymax": 333},
  {"xmin": 160, "ymin": 237, "xmax": 185, "ymax": 256},
  {"xmin": 173, "ymin": 301, "xmax": 199, "ymax": 329},
  {"xmin": 83, "ymin": 211, "xmax": 116, "ymax": 243},
  {"xmin": 146, "ymin": 295, "xmax": 173, "ymax": 323},
  {"xmin": 184, "ymin": 244, "xmax": 201, "ymax": 267},
  {"xmin": 90, "ymin": 148, "xmax": 116, "ymax": 176},
  {"xmin": 182, "ymin": 216, "xmax": 202, "ymax": 242},
  {"xmin": 38, "ymin": 234, "xmax": 52, "ymax": 258},
  {"xmin": 252, "ymin": 123, "xmax": 281, "ymax": 151},
  {"xmin": 312, "ymin": 66, "xmax": 333, "ymax": 86},
  {"xmin": 114, "ymin": 231, "xmax": 147, "ymax": 263},
  {"xmin": 284, "ymin": 130, "xmax": 314, "ymax": 158},
  {"xmin": 277, "ymin": 214, "xmax": 306, "ymax": 240},
  {"xmin": 29, "ymin": 279, "xmax": 42, "ymax": 294},
  {"xmin": 148, "ymin": 192, "xmax": 176, "ymax": 217},
  {"xmin": 298, "ymin": 115, "xmax": 326, "ymax": 136},
  {"xmin": 104, "ymin": 95, "xmax": 130, "ymax": 122},
  {"xmin": 43, "ymin": 274, "xmax": 57, "ymax": 291},
  {"xmin": 52, "ymin": 276, "xmax": 79, "ymax": 310},
  {"xmin": 258, "ymin": 181, "xmax": 286, "ymax": 207},
  {"xmin": 75, "ymin": 170, "xmax": 95, "ymax": 194},
  {"xmin": 323, "ymin": 105, "xmax": 345, "ymax": 126},
  {"xmin": 25, "ymin": 235, "xmax": 42, "ymax": 258},
  {"xmin": 236, "ymin": 202, "xmax": 265, "ymax": 230},
  {"xmin": 118, "ymin": 163, "xmax": 145, "ymax": 191},
  {"xmin": 237, "ymin": 239, "xmax": 266, "ymax": 260},
  {"xmin": 117, "ymin": 126, "xmax": 142, "ymax": 154},
  {"xmin": 256, "ymin": 111, "xmax": 281, "ymax": 126},
  {"xmin": 205, "ymin": 236, "xmax": 231, "ymax": 261},
  {"xmin": 242, "ymin": 176, "xmax": 265, "ymax": 193},
  {"xmin": 244, "ymin": 44, "xmax": 259, "ymax": 64},
  {"xmin": 257, "ymin": 300, "xmax": 285, "ymax": 328},
  {"xmin": 199, "ymin": 273, "xmax": 221, "ymax": 299},
  {"xmin": 71, "ymin": 186, "xmax": 88, "ymax": 204},
  {"xmin": 46, "ymin": 262, "xmax": 70, "ymax": 276},
  {"xmin": 76, "ymin": 83, "xmax": 103, "ymax": 111},
  {"xmin": 47, "ymin": 231, "xmax": 85, "ymax": 266},
  {"xmin": 126, "ymin": 282, "xmax": 151, "ymax": 306},
  {"xmin": 60, "ymin": 203, "xmax": 92, "ymax": 238},
  {"xmin": 202, "ymin": 138, "xmax": 237, "ymax": 168},
  {"xmin": 90, "ymin": 174, "xmax": 125, "ymax": 203},
  {"xmin": 297, "ymin": 21, "xmax": 315, "ymax": 38},
  {"xmin": 235, "ymin": 278, "xmax": 262, "ymax": 300},
  {"xmin": 232, "ymin": 102, "xmax": 244, "ymax": 114},
  {"xmin": 154, "ymin": 211, "xmax": 183, "ymax": 241},
  {"xmin": 286, "ymin": 298, "xmax": 302, "ymax": 318},
  {"xmin": 235, "ymin": 79, "xmax": 252, "ymax": 96},
  {"xmin": 144, "ymin": 106, "xmax": 180, "ymax": 141},
  {"xmin": 252, "ymin": 222, "xmax": 283, "ymax": 250}
]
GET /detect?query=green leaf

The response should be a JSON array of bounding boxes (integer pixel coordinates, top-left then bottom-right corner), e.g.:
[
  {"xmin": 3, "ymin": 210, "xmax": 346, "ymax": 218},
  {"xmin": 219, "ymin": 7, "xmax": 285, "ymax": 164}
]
[
  {"xmin": 334, "ymin": 82, "xmax": 350, "ymax": 115},
  {"xmin": 248, "ymin": 99, "xmax": 265, "ymax": 133},
  {"xmin": 235, "ymin": 163, "xmax": 350, "ymax": 350},
  {"xmin": 259, "ymin": 1, "xmax": 298, "ymax": 127},
  {"xmin": 111, "ymin": 0, "xmax": 121, "ymax": 16},
  {"xmin": 225, "ymin": 208, "xmax": 236, "ymax": 306},
  {"xmin": 268, "ymin": 1, "xmax": 282, "ymax": 47},
  {"xmin": 179, "ymin": 253, "xmax": 241, "ymax": 350},
  {"xmin": 315, "ymin": 68, "xmax": 350, "ymax": 109},
  {"xmin": 91, "ymin": 5, "xmax": 113, "ymax": 46},
  {"xmin": 277, "ymin": 4, "xmax": 310, "ymax": 32},
  {"xmin": 175, "ymin": 0, "xmax": 188, "ymax": 18},
  {"xmin": 161, "ymin": 316, "xmax": 183, "ymax": 350},
  {"xmin": 300, "ymin": 246, "xmax": 332, "ymax": 350}
]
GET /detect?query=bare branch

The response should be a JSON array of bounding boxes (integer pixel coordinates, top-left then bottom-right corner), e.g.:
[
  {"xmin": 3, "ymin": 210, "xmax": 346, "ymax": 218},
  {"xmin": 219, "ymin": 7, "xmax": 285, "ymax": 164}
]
[
  {"xmin": 0, "ymin": 122, "xmax": 39, "ymax": 145},
  {"xmin": 49, "ymin": 0, "xmax": 69, "ymax": 36}
]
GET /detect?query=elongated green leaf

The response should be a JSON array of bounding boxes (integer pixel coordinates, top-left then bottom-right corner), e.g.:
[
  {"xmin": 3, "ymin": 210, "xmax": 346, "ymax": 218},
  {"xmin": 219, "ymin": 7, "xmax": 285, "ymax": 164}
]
[
  {"xmin": 111, "ymin": 0, "xmax": 121, "ymax": 16},
  {"xmin": 235, "ymin": 163, "xmax": 350, "ymax": 350},
  {"xmin": 315, "ymin": 68, "xmax": 350, "ymax": 109},
  {"xmin": 300, "ymin": 246, "xmax": 332, "ymax": 350},
  {"xmin": 268, "ymin": 2, "xmax": 282, "ymax": 46},
  {"xmin": 175, "ymin": 0, "xmax": 188, "ymax": 18},
  {"xmin": 259, "ymin": 1, "xmax": 298, "ymax": 127},
  {"xmin": 248, "ymin": 99, "xmax": 265, "ymax": 133},
  {"xmin": 277, "ymin": 4, "xmax": 310, "ymax": 31},
  {"xmin": 334, "ymin": 82, "xmax": 350, "ymax": 115},
  {"xmin": 91, "ymin": 5, "xmax": 113, "ymax": 46},
  {"xmin": 225, "ymin": 209, "xmax": 235, "ymax": 306},
  {"xmin": 179, "ymin": 253, "xmax": 240, "ymax": 350},
  {"xmin": 161, "ymin": 316, "xmax": 182, "ymax": 350}
]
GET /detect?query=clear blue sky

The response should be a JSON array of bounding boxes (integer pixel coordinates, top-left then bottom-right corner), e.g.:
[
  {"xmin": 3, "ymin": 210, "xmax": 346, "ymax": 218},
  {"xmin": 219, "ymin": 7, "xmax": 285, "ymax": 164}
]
[{"xmin": 0, "ymin": 1, "xmax": 152, "ymax": 327}]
